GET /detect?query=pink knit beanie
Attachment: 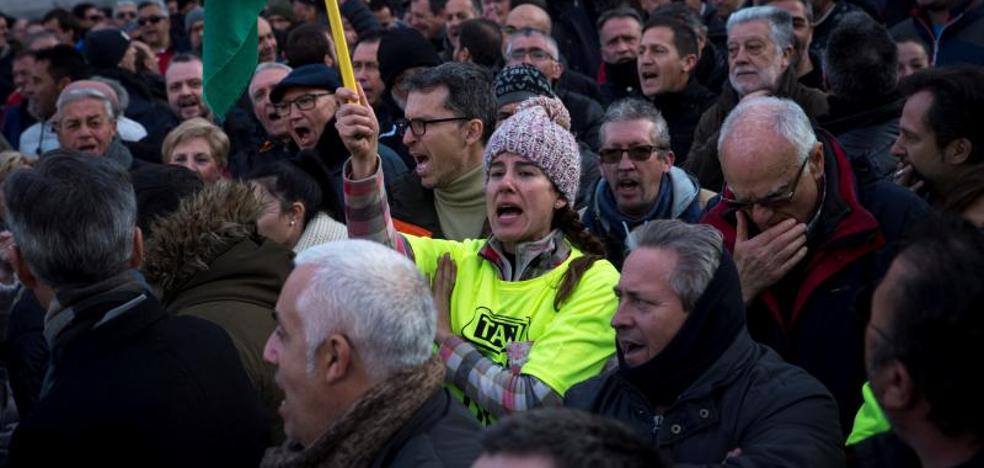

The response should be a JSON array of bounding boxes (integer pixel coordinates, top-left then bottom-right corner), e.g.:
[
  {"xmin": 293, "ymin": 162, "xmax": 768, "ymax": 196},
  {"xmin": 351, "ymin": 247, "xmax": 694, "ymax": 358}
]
[{"xmin": 483, "ymin": 96, "xmax": 581, "ymax": 203}]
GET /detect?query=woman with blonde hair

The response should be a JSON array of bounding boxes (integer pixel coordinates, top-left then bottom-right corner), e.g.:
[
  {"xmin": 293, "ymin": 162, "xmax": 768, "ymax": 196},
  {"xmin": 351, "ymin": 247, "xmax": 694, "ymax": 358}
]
[{"xmin": 161, "ymin": 117, "xmax": 230, "ymax": 182}]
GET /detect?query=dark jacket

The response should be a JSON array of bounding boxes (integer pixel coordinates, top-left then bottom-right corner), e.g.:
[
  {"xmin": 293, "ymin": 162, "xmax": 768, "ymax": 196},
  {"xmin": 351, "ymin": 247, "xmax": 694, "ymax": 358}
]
[
  {"xmin": 599, "ymin": 59, "xmax": 643, "ymax": 106},
  {"xmin": 141, "ymin": 182, "xmax": 291, "ymax": 433},
  {"xmin": 1, "ymin": 101, "xmax": 36, "ymax": 149},
  {"xmin": 701, "ymin": 131, "xmax": 929, "ymax": 433},
  {"xmin": 8, "ymin": 284, "xmax": 270, "ymax": 467},
  {"xmin": 693, "ymin": 42, "xmax": 728, "ymax": 94},
  {"xmin": 890, "ymin": 1, "xmax": 984, "ymax": 67},
  {"xmin": 583, "ymin": 166, "xmax": 702, "ymax": 270},
  {"xmin": 847, "ymin": 430, "xmax": 984, "ymax": 467},
  {"xmin": 2, "ymin": 289, "xmax": 47, "ymax": 419},
  {"xmin": 567, "ymin": 330, "xmax": 845, "ymax": 467},
  {"xmin": 685, "ymin": 69, "xmax": 829, "ymax": 190},
  {"xmin": 811, "ymin": 1, "xmax": 866, "ymax": 59},
  {"xmin": 556, "ymin": 87, "xmax": 605, "ymax": 151},
  {"xmin": 649, "ymin": 78, "xmax": 718, "ymax": 164},
  {"xmin": 820, "ymin": 92, "xmax": 905, "ymax": 180},
  {"xmin": 557, "ymin": 69, "xmax": 605, "ymax": 105}
]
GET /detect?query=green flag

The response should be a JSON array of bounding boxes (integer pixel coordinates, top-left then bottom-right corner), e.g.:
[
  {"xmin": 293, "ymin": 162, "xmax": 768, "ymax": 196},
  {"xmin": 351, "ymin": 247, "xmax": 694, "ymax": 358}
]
[{"xmin": 203, "ymin": 0, "xmax": 268, "ymax": 121}]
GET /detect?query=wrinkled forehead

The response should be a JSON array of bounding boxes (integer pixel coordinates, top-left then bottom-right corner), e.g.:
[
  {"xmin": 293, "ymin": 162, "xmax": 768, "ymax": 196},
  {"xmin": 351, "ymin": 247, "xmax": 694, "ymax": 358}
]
[{"xmin": 727, "ymin": 20, "xmax": 774, "ymax": 45}]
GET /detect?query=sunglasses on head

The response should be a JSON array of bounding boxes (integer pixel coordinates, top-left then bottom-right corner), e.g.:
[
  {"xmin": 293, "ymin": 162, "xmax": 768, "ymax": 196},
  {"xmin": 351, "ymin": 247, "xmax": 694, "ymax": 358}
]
[{"xmin": 138, "ymin": 15, "xmax": 165, "ymax": 26}]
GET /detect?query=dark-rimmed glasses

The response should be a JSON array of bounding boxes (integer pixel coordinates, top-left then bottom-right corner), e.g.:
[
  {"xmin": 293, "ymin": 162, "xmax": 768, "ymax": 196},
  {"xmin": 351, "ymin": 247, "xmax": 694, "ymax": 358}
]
[
  {"xmin": 274, "ymin": 92, "xmax": 332, "ymax": 117},
  {"xmin": 721, "ymin": 156, "xmax": 810, "ymax": 211},
  {"xmin": 598, "ymin": 145, "xmax": 668, "ymax": 164},
  {"xmin": 138, "ymin": 15, "xmax": 166, "ymax": 26},
  {"xmin": 396, "ymin": 117, "xmax": 469, "ymax": 137}
]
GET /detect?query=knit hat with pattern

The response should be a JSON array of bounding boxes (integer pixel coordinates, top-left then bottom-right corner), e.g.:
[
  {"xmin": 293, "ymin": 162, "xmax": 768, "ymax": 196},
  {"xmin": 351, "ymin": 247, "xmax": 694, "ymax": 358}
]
[{"xmin": 484, "ymin": 96, "xmax": 580, "ymax": 203}]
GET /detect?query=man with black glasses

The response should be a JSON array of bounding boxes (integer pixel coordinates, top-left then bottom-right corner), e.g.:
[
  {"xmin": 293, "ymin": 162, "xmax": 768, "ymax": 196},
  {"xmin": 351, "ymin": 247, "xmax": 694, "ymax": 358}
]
[
  {"xmin": 137, "ymin": 0, "xmax": 181, "ymax": 73},
  {"xmin": 382, "ymin": 61, "xmax": 495, "ymax": 240},
  {"xmin": 700, "ymin": 96, "xmax": 926, "ymax": 435},
  {"xmin": 582, "ymin": 98, "xmax": 704, "ymax": 270},
  {"xmin": 269, "ymin": 63, "xmax": 406, "ymax": 217}
]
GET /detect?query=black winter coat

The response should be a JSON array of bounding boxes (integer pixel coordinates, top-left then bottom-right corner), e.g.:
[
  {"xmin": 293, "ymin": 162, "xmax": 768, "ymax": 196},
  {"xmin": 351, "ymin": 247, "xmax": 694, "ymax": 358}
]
[
  {"xmin": 8, "ymin": 290, "xmax": 270, "ymax": 467},
  {"xmin": 371, "ymin": 389, "xmax": 483, "ymax": 468},
  {"xmin": 566, "ymin": 331, "xmax": 845, "ymax": 467}
]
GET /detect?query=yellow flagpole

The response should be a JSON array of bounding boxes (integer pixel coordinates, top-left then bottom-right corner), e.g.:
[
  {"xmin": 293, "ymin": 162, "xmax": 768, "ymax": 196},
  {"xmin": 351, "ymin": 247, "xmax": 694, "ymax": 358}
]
[{"xmin": 324, "ymin": 0, "xmax": 357, "ymax": 95}]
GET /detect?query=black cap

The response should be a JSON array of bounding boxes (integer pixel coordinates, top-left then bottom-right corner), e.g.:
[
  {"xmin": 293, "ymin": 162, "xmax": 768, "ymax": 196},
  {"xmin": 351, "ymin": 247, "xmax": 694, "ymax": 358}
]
[
  {"xmin": 494, "ymin": 64, "xmax": 555, "ymax": 108},
  {"xmin": 85, "ymin": 28, "xmax": 131, "ymax": 70},
  {"xmin": 270, "ymin": 64, "xmax": 343, "ymax": 103},
  {"xmin": 378, "ymin": 27, "xmax": 441, "ymax": 89}
]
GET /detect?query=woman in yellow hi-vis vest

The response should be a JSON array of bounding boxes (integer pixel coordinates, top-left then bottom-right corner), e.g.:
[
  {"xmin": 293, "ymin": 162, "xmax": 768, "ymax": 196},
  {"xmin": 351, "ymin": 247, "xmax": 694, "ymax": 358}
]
[{"xmin": 337, "ymin": 79, "xmax": 618, "ymax": 425}]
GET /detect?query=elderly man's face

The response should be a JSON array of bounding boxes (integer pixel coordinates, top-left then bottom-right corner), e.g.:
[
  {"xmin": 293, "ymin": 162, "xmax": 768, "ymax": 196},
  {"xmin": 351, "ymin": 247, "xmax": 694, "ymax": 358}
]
[
  {"xmin": 263, "ymin": 265, "xmax": 335, "ymax": 446},
  {"xmin": 720, "ymin": 119, "xmax": 823, "ymax": 232},
  {"xmin": 114, "ymin": 3, "xmax": 138, "ymax": 28},
  {"xmin": 504, "ymin": 4, "xmax": 551, "ymax": 35},
  {"xmin": 250, "ymin": 67, "xmax": 291, "ymax": 139},
  {"xmin": 600, "ymin": 17, "xmax": 641, "ymax": 65},
  {"xmin": 612, "ymin": 247, "xmax": 688, "ymax": 368},
  {"xmin": 137, "ymin": 4, "xmax": 170, "ymax": 49},
  {"xmin": 600, "ymin": 119, "xmax": 674, "ymax": 218},
  {"xmin": 506, "ymin": 35, "xmax": 562, "ymax": 82},
  {"xmin": 280, "ymin": 87, "xmax": 338, "ymax": 150},
  {"xmin": 727, "ymin": 20, "xmax": 791, "ymax": 97},
  {"xmin": 166, "ymin": 60, "xmax": 209, "ymax": 121},
  {"xmin": 444, "ymin": 0, "xmax": 478, "ymax": 48},
  {"xmin": 258, "ymin": 17, "xmax": 278, "ymax": 63},
  {"xmin": 57, "ymin": 97, "xmax": 117, "ymax": 156},
  {"xmin": 409, "ymin": 0, "xmax": 446, "ymax": 40}
]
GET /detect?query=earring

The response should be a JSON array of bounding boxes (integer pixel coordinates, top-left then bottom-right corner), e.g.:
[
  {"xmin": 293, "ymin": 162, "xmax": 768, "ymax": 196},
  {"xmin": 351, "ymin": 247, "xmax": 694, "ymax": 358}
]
[{"xmin": 289, "ymin": 219, "xmax": 296, "ymax": 227}]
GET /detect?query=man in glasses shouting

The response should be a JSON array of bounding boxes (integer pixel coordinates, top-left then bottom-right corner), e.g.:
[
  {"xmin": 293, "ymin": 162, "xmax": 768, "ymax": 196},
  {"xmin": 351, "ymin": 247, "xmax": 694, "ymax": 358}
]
[
  {"xmin": 701, "ymin": 96, "xmax": 927, "ymax": 435},
  {"xmin": 582, "ymin": 98, "xmax": 704, "ymax": 270}
]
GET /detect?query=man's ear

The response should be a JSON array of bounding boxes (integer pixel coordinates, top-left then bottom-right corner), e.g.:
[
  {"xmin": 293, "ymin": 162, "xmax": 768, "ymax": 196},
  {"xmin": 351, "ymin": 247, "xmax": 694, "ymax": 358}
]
[
  {"xmin": 9, "ymin": 245, "xmax": 38, "ymax": 290},
  {"xmin": 463, "ymin": 118, "xmax": 484, "ymax": 146},
  {"xmin": 129, "ymin": 227, "xmax": 144, "ymax": 269},
  {"xmin": 55, "ymin": 76, "xmax": 72, "ymax": 94},
  {"xmin": 321, "ymin": 334, "xmax": 352, "ymax": 385},
  {"xmin": 875, "ymin": 360, "xmax": 916, "ymax": 411},
  {"xmin": 943, "ymin": 137, "xmax": 972, "ymax": 165},
  {"xmin": 681, "ymin": 53, "xmax": 698, "ymax": 74},
  {"xmin": 454, "ymin": 47, "xmax": 471, "ymax": 63},
  {"xmin": 808, "ymin": 142, "xmax": 824, "ymax": 180},
  {"xmin": 662, "ymin": 150, "xmax": 676, "ymax": 169},
  {"xmin": 780, "ymin": 45, "xmax": 794, "ymax": 70}
]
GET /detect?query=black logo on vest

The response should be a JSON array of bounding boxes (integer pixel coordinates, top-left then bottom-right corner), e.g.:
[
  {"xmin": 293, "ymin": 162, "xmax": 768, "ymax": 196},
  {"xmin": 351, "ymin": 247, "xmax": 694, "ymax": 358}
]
[{"xmin": 464, "ymin": 307, "xmax": 531, "ymax": 356}]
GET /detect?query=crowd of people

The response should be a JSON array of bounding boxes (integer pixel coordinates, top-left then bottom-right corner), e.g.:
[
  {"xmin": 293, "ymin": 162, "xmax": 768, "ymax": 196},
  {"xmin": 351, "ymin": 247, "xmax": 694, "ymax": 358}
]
[{"xmin": 0, "ymin": 0, "xmax": 980, "ymax": 466}]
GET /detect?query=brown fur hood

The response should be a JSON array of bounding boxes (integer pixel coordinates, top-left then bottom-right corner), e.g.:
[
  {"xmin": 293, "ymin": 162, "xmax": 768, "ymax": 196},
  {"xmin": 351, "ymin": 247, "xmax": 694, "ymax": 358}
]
[{"xmin": 142, "ymin": 181, "xmax": 266, "ymax": 297}]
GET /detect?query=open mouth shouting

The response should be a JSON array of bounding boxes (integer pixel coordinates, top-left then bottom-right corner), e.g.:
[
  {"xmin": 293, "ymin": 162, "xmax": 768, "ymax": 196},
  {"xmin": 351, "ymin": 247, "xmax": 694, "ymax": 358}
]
[
  {"xmin": 291, "ymin": 121, "xmax": 316, "ymax": 148},
  {"xmin": 177, "ymin": 96, "xmax": 202, "ymax": 119},
  {"xmin": 495, "ymin": 201, "xmax": 524, "ymax": 224}
]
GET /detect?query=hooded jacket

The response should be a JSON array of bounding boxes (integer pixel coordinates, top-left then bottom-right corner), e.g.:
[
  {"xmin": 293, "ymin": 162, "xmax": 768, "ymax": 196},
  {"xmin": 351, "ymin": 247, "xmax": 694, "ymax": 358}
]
[
  {"xmin": 142, "ymin": 182, "xmax": 292, "ymax": 434},
  {"xmin": 583, "ymin": 166, "xmax": 702, "ymax": 270},
  {"xmin": 700, "ymin": 130, "xmax": 928, "ymax": 433},
  {"xmin": 890, "ymin": 0, "xmax": 984, "ymax": 67},
  {"xmin": 566, "ymin": 255, "xmax": 844, "ymax": 467}
]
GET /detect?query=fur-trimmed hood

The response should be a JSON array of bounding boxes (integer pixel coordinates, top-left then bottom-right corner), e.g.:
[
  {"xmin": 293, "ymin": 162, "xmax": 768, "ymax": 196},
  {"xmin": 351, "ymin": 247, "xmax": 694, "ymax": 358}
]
[{"xmin": 142, "ymin": 181, "xmax": 292, "ymax": 307}]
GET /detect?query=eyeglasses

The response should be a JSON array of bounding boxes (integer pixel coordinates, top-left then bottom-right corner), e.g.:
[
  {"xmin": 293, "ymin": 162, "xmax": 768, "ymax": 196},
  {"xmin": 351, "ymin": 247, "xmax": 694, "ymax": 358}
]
[
  {"xmin": 507, "ymin": 48, "xmax": 556, "ymax": 62},
  {"xmin": 721, "ymin": 157, "xmax": 810, "ymax": 211},
  {"xmin": 396, "ymin": 117, "xmax": 469, "ymax": 137},
  {"xmin": 598, "ymin": 145, "xmax": 668, "ymax": 164},
  {"xmin": 115, "ymin": 11, "xmax": 137, "ymax": 20},
  {"xmin": 273, "ymin": 92, "xmax": 331, "ymax": 117},
  {"xmin": 87, "ymin": 14, "xmax": 106, "ymax": 22},
  {"xmin": 138, "ymin": 15, "xmax": 166, "ymax": 26}
]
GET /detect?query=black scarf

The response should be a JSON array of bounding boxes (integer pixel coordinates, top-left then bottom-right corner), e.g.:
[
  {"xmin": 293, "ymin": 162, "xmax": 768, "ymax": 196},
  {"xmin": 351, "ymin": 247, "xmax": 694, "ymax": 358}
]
[{"xmin": 617, "ymin": 252, "xmax": 746, "ymax": 407}]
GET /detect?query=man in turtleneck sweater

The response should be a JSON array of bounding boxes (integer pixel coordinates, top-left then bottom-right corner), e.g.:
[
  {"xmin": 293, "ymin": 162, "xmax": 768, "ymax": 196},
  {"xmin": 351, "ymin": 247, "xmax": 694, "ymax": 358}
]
[
  {"xmin": 596, "ymin": 7, "xmax": 644, "ymax": 106},
  {"xmin": 566, "ymin": 220, "xmax": 844, "ymax": 466},
  {"xmin": 637, "ymin": 16, "xmax": 716, "ymax": 165},
  {"xmin": 388, "ymin": 62, "xmax": 495, "ymax": 240}
]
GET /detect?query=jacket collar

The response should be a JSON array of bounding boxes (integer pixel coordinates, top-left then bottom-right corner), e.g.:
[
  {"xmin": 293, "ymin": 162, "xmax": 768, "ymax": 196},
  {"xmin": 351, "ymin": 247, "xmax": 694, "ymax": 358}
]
[{"xmin": 480, "ymin": 229, "xmax": 571, "ymax": 281}]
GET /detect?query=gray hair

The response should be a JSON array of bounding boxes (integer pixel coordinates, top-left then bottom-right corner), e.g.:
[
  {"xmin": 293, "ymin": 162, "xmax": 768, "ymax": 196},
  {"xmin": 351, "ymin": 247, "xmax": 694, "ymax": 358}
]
[
  {"xmin": 137, "ymin": 0, "xmax": 169, "ymax": 17},
  {"xmin": 727, "ymin": 6, "xmax": 795, "ymax": 52},
  {"xmin": 717, "ymin": 96, "xmax": 817, "ymax": 165},
  {"xmin": 505, "ymin": 28, "xmax": 559, "ymax": 61},
  {"xmin": 630, "ymin": 220, "xmax": 723, "ymax": 312},
  {"xmin": 292, "ymin": 240, "xmax": 437, "ymax": 380},
  {"xmin": 113, "ymin": 0, "xmax": 137, "ymax": 15},
  {"xmin": 56, "ymin": 88, "xmax": 116, "ymax": 120},
  {"xmin": 3, "ymin": 154, "xmax": 137, "ymax": 288},
  {"xmin": 254, "ymin": 61, "xmax": 293, "ymax": 76},
  {"xmin": 91, "ymin": 76, "xmax": 130, "ymax": 115},
  {"xmin": 600, "ymin": 98, "xmax": 671, "ymax": 150}
]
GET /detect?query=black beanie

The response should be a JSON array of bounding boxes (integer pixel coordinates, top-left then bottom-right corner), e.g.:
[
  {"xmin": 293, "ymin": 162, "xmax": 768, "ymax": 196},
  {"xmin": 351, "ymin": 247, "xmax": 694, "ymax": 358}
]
[
  {"xmin": 378, "ymin": 28, "xmax": 441, "ymax": 90},
  {"xmin": 494, "ymin": 64, "xmax": 555, "ymax": 108},
  {"xmin": 85, "ymin": 28, "xmax": 131, "ymax": 70}
]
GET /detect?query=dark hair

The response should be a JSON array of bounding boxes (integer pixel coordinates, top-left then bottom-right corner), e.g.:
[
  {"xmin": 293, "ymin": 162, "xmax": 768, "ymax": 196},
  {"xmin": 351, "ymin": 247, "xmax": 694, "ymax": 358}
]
[
  {"xmin": 942, "ymin": 168, "xmax": 984, "ymax": 218},
  {"xmin": 823, "ymin": 13, "xmax": 897, "ymax": 98},
  {"xmin": 458, "ymin": 18, "xmax": 504, "ymax": 69},
  {"xmin": 642, "ymin": 15, "xmax": 698, "ymax": 58},
  {"xmin": 33, "ymin": 44, "xmax": 89, "ymax": 83},
  {"xmin": 552, "ymin": 205, "xmax": 605, "ymax": 310},
  {"xmin": 480, "ymin": 408, "xmax": 666, "ymax": 468},
  {"xmin": 407, "ymin": 61, "xmax": 497, "ymax": 143},
  {"xmin": 246, "ymin": 161, "xmax": 323, "ymax": 227},
  {"xmin": 3, "ymin": 154, "xmax": 136, "ymax": 287},
  {"xmin": 428, "ymin": 0, "xmax": 449, "ymax": 14},
  {"xmin": 71, "ymin": 3, "xmax": 98, "ymax": 20},
  {"xmin": 285, "ymin": 23, "xmax": 331, "ymax": 68},
  {"xmin": 900, "ymin": 65, "xmax": 984, "ymax": 166},
  {"xmin": 893, "ymin": 32, "xmax": 930, "ymax": 53},
  {"xmin": 596, "ymin": 7, "xmax": 642, "ymax": 31},
  {"xmin": 354, "ymin": 30, "xmax": 384, "ymax": 49},
  {"xmin": 651, "ymin": 2, "xmax": 705, "ymax": 36},
  {"xmin": 763, "ymin": 0, "xmax": 813, "ymax": 22},
  {"xmin": 41, "ymin": 8, "xmax": 81, "ymax": 38},
  {"xmin": 873, "ymin": 217, "xmax": 984, "ymax": 438},
  {"xmin": 132, "ymin": 164, "xmax": 204, "ymax": 239}
]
